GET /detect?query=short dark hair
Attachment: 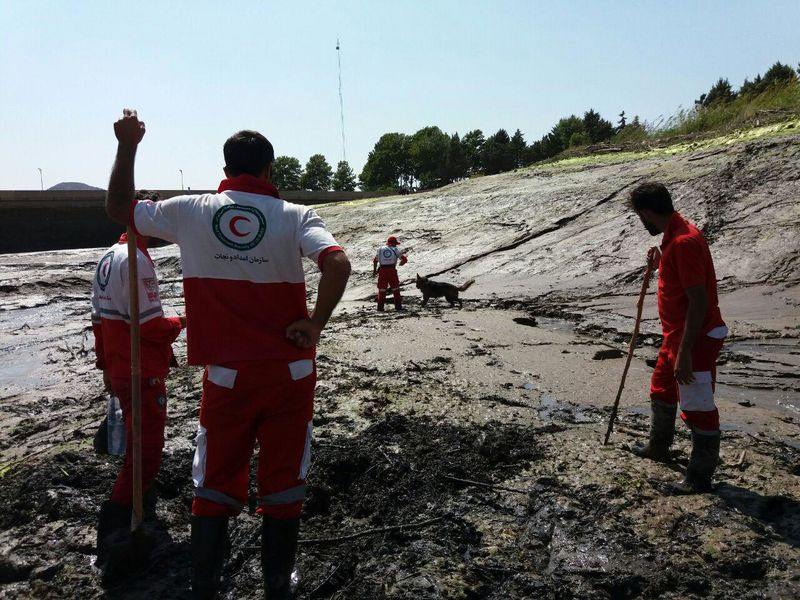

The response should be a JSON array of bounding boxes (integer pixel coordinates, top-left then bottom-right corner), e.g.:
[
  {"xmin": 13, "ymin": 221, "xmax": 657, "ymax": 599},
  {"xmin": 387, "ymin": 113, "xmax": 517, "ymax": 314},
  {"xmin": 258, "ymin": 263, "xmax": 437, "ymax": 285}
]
[
  {"xmin": 135, "ymin": 190, "xmax": 161, "ymax": 201},
  {"xmin": 628, "ymin": 182, "xmax": 674, "ymax": 215},
  {"xmin": 223, "ymin": 130, "xmax": 275, "ymax": 177}
]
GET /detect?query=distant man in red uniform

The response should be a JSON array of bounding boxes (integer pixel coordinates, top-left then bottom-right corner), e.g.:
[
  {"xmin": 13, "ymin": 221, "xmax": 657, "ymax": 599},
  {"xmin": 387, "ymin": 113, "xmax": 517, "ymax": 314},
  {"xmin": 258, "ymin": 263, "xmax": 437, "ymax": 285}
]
[
  {"xmin": 373, "ymin": 235, "xmax": 408, "ymax": 311},
  {"xmin": 629, "ymin": 182, "xmax": 727, "ymax": 494},
  {"xmin": 90, "ymin": 190, "xmax": 185, "ymax": 574},
  {"xmin": 105, "ymin": 109, "xmax": 351, "ymax": 599}
]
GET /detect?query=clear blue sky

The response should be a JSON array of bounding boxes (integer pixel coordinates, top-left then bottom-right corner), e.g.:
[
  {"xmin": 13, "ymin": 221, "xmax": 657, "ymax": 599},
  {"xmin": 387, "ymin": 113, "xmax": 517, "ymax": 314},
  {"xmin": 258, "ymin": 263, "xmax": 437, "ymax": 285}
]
[{"xmin": 1, "ymin": 0, "xmax": 797, "ymax": 190}]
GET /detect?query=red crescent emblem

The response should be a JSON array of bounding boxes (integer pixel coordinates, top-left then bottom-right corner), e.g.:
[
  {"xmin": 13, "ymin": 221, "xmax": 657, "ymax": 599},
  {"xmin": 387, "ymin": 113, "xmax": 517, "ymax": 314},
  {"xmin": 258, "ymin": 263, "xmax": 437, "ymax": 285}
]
[{"xmin": 229, "ymin": 215, "xmax": 251, "ymax": 238}]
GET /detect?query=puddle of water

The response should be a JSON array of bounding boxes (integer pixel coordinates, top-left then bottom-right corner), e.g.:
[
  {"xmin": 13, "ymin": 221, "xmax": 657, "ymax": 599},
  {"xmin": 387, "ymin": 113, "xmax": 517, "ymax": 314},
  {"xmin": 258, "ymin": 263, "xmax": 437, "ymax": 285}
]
[{"xmin": 524, "ymin": 314, "xmax": 800, "ymax": 420}]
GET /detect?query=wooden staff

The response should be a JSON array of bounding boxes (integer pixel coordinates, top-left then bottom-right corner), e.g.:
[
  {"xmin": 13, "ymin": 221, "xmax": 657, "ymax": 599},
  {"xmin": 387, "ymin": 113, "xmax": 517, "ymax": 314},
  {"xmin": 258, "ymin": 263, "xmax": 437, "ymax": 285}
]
[
  {"xmin": 603, "ymin": 261, "xmax": 654, "ymax": 446},
  {"xmin": 126, "ymin": 227, "xmax": 143, "ymax": 530}
]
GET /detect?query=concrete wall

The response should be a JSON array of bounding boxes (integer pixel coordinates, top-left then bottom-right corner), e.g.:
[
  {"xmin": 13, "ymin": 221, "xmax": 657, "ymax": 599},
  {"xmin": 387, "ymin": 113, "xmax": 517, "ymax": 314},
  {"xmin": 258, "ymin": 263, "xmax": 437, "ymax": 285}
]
[{"xmin": 0, "ymin": 190, "xmax": 394, "ymax": 254}]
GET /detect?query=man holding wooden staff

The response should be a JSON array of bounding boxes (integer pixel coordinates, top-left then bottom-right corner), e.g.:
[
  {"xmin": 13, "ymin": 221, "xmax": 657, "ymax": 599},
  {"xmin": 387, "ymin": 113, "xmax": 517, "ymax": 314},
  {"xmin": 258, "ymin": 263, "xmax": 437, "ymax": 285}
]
[
  {"xmin": 90, "ymin": 189, "xmax": 185, "ymax": 578},
  {"xmin": 629, "ymin": 182, "xmax": 727, "ymax": 494},
  {"xmin": 105, "ymin": 109, "xmax": 351, "ymax": 599}
]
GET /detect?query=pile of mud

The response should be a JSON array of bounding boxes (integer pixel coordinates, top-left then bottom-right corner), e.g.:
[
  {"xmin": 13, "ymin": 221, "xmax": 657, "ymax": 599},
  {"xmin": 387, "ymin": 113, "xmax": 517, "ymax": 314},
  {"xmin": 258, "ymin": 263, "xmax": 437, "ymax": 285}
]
[{"xmin": 1, "ymin": 400, "xmax": 798, "ymax": 599}]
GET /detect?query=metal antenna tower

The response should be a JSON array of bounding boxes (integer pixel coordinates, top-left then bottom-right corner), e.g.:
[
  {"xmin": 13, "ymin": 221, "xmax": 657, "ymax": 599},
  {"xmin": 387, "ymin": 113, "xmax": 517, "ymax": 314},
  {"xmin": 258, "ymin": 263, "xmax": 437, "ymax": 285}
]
[{"xmin": 336, "ymin": 38, "xmax": 346, "ymax": 162}]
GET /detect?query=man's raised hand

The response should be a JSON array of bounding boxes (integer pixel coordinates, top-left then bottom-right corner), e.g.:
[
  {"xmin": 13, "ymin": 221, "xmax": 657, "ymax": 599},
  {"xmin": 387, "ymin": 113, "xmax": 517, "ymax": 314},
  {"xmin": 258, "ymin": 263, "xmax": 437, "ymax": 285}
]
[{"xmin": 113, "ymin": 108, "xmax": 146, "ymax": 146}]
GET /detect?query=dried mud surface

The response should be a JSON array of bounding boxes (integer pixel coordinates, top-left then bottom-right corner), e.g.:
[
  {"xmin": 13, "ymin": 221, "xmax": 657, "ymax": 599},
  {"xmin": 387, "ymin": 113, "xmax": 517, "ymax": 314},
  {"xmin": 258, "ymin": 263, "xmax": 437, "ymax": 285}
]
[{"xmin": 1, "ymin": 134, "xmax": 799, "ymax": 599}]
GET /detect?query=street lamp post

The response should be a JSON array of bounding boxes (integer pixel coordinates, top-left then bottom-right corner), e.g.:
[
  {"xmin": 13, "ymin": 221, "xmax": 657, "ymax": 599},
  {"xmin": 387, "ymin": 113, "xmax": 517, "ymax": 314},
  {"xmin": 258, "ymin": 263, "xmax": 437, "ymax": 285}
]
[
  {"xmin": 179, "ymin": 169, "xmax": 184, "ymax": 191},
  {"xmin": 37, "ymin": 168, "xmax": 43, "ymax": 192}
]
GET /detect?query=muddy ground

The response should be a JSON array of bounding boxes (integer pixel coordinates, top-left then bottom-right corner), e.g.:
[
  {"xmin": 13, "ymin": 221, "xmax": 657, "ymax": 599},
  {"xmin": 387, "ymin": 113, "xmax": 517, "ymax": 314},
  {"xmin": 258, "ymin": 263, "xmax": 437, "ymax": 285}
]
[{"xmin": 1, "ymin": 130, "xmax": 799, "ymax": 599}]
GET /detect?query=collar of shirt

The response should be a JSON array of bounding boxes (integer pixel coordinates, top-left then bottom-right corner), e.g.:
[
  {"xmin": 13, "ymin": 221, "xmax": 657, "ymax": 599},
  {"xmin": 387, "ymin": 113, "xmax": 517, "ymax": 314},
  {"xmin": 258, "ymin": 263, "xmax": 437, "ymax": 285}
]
[
  {"xmin": 217, "ymin": 174, "xmax": 281, "ymax": 198},
  {"xmin": 118, "ymin": 232, "xmax": 152, "ymax": 260},
  {"xmin": 661, "ymin": 212, "xmax": 685, "ymax": 248}
]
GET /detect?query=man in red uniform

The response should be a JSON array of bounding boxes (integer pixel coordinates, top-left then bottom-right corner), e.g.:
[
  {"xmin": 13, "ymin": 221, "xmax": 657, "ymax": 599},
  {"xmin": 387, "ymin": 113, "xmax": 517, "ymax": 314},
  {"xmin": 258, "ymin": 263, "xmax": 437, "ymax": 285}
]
[
  {"xmin": 629, "ymin": 182, "xmax": 727, "ymax": 494},
  {"xmin": 372, "ymin": 235, "xmax": 408, "ymax": 311},
  {"xmin": 90, "ymin": 190, "xmax": 185, "ymax": 574},
  {"xmin": 105, "ymin": 109, "xmax": 351, "ymax": 599}
]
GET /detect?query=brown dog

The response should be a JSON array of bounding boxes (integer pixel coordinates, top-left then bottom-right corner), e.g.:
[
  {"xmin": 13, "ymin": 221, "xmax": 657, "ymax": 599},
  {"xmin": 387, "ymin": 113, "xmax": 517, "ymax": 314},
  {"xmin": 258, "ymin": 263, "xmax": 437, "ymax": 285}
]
[{"xmin": 415, "ymin": 274, "xmax": 475, "ymax": 308}]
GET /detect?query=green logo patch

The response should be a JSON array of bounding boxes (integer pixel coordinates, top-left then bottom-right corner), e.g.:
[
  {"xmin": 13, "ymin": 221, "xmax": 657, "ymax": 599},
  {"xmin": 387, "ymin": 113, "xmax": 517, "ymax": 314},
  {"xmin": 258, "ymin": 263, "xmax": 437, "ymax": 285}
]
[{"xmin": 212, "ymin": 204, "xmax": 267, "ymax": 251}]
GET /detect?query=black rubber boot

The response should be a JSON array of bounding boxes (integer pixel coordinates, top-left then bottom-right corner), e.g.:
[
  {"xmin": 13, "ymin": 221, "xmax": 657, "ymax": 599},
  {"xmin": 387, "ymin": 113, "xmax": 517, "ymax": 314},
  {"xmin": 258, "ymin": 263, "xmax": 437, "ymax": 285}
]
[
  {"xmin": 667, "ymin": 431, "xmax": 721, "ymax": 494},
  {"xmin": 262, "ymin": 516, "xmax": 300, "ymax": 600},
  {"xmin": 631, "ymin": 400, "xmax": 677, "ymax": 462},
  {"xmin": 96, "ymin": 501, "xmax": 131, "ymax": 567},
  {"xmin": 394, "ymin": 302, "xmax": 405, "ymax": 312},
  {"xmin": 377, "ymin": 303, "xmax": 385, "ymax": 312},
  {"xmin": 191, "ymin": 515, "xmax": 229, "ymax": 599}
]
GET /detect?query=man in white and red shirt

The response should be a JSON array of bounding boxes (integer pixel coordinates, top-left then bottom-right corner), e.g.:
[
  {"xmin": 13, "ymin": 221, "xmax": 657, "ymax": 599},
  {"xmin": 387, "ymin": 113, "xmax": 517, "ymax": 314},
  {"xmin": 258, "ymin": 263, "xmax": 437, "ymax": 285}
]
[
  {"xmin": 372, "ymin": 235, "xmax": 408, "ymax": 311},
  {"xmin": 105, "ymin": 109, "xmax": 351, "ymax": 599},
  {"xmin": 90, "ymin": 190, "xmax": 184, "ymax": 575},
  {"xmin": 629, "ymin": 182, "xmax": 727, "ymax": 494}
]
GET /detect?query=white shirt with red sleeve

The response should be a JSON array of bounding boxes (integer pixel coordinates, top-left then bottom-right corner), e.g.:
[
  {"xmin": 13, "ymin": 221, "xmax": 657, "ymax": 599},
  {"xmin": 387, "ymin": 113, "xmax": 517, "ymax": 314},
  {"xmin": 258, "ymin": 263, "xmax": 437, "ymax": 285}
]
[
  {"xmin": 91, "ymin": 235, "xmax": 182, "ymax": 378},
  {"xmin": 130, "ymin": 175, "xmax": 343, "ymax": 365}
]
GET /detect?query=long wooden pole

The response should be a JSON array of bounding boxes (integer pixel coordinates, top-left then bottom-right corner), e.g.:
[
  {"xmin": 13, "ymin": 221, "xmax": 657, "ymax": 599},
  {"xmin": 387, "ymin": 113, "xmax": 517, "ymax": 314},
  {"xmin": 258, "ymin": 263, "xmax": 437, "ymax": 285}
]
[
  {"xmin": 603, "ymin": 261, "xmax": 654, "ymax": 446},
  {"xmin": 126, "ymin": 228, "xmax": 143, "ymax": 530}
]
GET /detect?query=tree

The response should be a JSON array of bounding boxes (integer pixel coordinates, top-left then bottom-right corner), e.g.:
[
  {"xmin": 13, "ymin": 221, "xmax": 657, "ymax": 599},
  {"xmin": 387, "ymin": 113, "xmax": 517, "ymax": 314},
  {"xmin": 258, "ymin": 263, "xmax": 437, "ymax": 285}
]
[
  {"xmin": 445, "ymin": 133, "xmax": 469, "ymax": 182},
  {"xmin": 359, "ymin": 133, "xmax": 412, "ymax": 191},
  {"xmin": 549, "ymin": 116, "xmax": 586, "ymax": 152},
  {"xmin": 509, "ymin": 129, "xmax": 526, "ymax": 167},
  {"xmin": 582, "ymin": 109, "xmax": 614, "ymax": 143},
  {"xmin": 481, "ymin": 129, "xmax": 515, "ymax": 175},
  {"xmin": 762, "ymin": 61, "xmax": 797, "ymax": 87},
  {"xmin": 739, "ymin": 77, "xmax": 755, "ymax": 97},
  {"xmin": 332, "ymin": 160, "xmax": 357, "ymax": 191},
  {"xmin": 699, "ymin": 78, "xmax": 736, "ymax": 107},
  {"xmin": 617, "ymin": 111, "xmax": 627, "ymax": 131},
  {"xmin": 568, "ymin": 131, "xmax": 590, "ymax": 147},
  {"xmin": 271, "ymin": 156, "xmax": 302, "ymax": 191},
  {"xmin": 408, "ymin": 126, "xmax": 451, "ymax": 189},
  {"xmin": 461, "ymin": 129, "xmax": 485, "ymax": 175},
  {"xmin": 300, "ymin": 154, "xmax": 332, "ymax": 191},
  {"xmin": 523, "ymin": 140, "xmax": 545, "ymax": 164}
]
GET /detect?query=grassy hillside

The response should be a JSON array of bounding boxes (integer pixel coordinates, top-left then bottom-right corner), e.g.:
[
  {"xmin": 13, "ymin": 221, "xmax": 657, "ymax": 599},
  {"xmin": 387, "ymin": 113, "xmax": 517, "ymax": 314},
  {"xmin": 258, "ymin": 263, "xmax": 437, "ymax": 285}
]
[{"xmin": 614, "ymin": 80, "xmax": 800, "ymax": 144}]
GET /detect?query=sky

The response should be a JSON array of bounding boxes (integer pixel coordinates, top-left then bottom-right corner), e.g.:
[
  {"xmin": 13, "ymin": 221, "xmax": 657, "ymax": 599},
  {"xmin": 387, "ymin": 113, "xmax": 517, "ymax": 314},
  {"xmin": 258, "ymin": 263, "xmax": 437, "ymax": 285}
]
[{"xmin": 1, "ymin": 0, "xmax": 798, "ymax": 191}]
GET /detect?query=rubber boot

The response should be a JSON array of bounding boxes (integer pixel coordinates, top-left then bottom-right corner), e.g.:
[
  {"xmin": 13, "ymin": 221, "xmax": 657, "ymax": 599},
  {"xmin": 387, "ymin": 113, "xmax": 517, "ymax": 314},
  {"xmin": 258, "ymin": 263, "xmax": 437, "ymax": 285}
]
[
  {"xmin": 262, "ymin": 516, "xmax": 300, "ymax": 600},
  {"xmin": 667, "ymin": 431, "xmax": 721, "ymax": 494},
  {"xmin": 96, "ymin": 501, "xmax": 131, "ymax": 567},
  {"xmin": 631, "ymin": 400, "xmax": 676, "ymax": 462},
  {"xmin": 377, "ymin": 290, "xmax": 386, "ymax": 312},
  {"xmin": 393, "ymin": 290, "xmax": 405, "ymax": 312},
  {"xmin": 191, "ymin": 515, "xmax": 229, "ymax": 599}
]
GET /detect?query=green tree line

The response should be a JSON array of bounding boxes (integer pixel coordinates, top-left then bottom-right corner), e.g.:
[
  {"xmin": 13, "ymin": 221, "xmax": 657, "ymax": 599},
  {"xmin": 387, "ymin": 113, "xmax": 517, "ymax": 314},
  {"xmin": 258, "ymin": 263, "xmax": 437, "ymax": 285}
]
[
  {"xmin": 359, "ymin": 60, "xmax": 800, "ymax": 192},
  {"xmin": 357, "ymin": 111, "xmax": 615, "ymax": 192},
  {"xmin": 272, "ymin": 155, "xmax": 357, "ymax": 192}
]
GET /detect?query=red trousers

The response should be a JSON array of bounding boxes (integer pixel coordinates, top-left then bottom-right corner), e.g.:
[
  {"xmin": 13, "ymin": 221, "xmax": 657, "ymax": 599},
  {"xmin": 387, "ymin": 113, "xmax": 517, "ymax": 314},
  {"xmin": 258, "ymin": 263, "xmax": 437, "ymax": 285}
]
[
  {"xmin": 377, "ymin": 267, "xmax": 400, "ymax": 291},
  {"xmin": 376, "ymin": 267, "xmax": 401, "ymax": 305},
  {"xmin": 191, "ymin": 360, "xmax": 315, "ymax": 519},
  {"xmin": 110, "ymin": 376, "xmax": 168, "ymax": 506},
  {"xmin": 650, "ymin": 333, "xmax": 724, "ymax": 432}
]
